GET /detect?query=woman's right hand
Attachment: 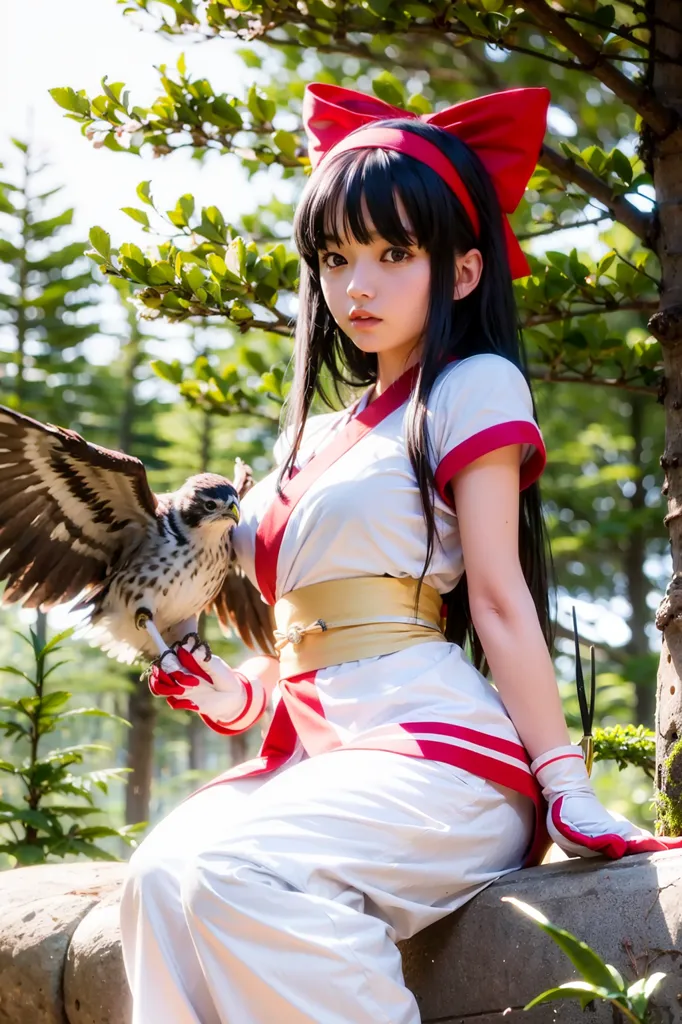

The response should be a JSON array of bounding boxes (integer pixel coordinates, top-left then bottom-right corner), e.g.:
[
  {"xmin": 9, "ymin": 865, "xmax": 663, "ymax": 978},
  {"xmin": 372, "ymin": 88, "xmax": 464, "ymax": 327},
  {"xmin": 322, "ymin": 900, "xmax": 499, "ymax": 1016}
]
[{"xmin": 148, "ymin": 643, "xmax": 267, "ymax": 735}]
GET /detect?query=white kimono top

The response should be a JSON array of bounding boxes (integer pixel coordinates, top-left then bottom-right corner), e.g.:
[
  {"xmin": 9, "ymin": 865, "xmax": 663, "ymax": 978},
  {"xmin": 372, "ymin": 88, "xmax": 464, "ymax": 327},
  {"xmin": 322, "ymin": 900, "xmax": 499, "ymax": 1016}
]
[{"xmin": 200, "ymin": 353, "xmax": 550, "ymax": 865}]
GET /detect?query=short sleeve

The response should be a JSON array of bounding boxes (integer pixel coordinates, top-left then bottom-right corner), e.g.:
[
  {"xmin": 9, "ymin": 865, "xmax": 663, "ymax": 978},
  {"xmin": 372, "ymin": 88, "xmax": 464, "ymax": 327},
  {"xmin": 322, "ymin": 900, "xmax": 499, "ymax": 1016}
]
[{"xmin": 430, "ymin": 353, "xmax": 546, "ymax": 506}]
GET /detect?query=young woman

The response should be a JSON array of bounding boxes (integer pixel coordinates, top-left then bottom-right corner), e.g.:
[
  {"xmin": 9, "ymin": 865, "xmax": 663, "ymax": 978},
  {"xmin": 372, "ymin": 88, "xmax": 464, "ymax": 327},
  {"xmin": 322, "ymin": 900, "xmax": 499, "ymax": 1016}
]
[{"xmin": 120, "ymin": 82, "xmax": 681, "ymax": 1024}]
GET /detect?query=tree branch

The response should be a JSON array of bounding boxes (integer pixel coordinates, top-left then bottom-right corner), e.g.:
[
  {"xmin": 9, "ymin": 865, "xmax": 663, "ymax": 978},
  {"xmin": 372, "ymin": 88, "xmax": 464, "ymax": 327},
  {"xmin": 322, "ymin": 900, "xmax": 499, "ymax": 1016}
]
[
  {"xmin": 520, "ymin": 0, "xmax": 677, "ymax": 135},
  {"xmin": 524, "ymin": 299, "xmax": 659, "ymax": 327},
  {"xmin": 517, "ymin": 214, "xmax": 612, "ymax": 240},
  {"xmin": 539, "ymin": 143, "xmax": 654, "ymax": 244},
  {"xmin": 528, "ymin": 364, "xmax": 658, "ymax": 394}
]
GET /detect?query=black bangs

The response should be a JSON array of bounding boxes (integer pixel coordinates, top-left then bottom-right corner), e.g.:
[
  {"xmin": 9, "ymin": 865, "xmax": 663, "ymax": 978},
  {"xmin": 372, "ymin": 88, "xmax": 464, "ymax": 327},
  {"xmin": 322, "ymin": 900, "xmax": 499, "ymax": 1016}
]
[{"xmin": 294, "ymin": 119, "xmax": 464, "ymax": 264}]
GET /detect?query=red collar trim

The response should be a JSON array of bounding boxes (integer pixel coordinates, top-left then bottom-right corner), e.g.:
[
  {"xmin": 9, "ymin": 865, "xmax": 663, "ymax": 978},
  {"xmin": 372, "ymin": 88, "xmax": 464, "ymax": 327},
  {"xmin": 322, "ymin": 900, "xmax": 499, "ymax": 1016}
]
[{"xmin": 254, "ymin": 363, "xmax": 419, "ymax": 605}]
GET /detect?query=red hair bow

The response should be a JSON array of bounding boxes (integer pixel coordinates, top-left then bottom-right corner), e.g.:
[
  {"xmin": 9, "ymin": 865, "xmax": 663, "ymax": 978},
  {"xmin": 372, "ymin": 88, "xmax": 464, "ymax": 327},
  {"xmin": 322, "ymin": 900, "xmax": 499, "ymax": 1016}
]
[{"xmin": 302, "ymin": 83, "xmax": 550, "ymax": 279}]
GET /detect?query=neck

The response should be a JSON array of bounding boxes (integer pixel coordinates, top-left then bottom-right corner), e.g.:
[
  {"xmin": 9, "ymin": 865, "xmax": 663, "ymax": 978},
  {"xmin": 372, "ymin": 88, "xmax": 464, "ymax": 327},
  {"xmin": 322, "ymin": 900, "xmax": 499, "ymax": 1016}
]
[{"xmin": 371, "ymin": 343, "xmax": 422, "ymax": 404}]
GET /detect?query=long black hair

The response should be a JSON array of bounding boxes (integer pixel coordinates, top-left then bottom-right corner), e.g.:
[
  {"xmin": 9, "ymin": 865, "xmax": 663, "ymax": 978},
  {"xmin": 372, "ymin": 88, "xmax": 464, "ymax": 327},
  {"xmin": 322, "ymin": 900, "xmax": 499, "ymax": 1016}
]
[{"xmin": 282, "ymin": 117, "xmax": 556, "ymax": 673}]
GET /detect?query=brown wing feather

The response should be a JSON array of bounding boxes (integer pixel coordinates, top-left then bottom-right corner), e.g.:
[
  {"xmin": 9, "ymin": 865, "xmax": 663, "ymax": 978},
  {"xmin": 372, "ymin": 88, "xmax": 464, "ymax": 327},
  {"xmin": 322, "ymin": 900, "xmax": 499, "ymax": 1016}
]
[
  {"xmin": 206, "ymin": 458, "xmax": 276, "ymax": 656},
  {"xmin": 0, "ymin": 405, "xmax": 159, "ymax": 610}
]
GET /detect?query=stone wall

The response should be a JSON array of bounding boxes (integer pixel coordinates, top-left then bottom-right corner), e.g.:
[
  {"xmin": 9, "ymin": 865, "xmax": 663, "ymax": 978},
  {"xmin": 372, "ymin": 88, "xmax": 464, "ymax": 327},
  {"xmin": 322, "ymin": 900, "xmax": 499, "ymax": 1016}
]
[{"xmin": 1, "ymin": 852, "xmax": 681, "ymax": 1023}]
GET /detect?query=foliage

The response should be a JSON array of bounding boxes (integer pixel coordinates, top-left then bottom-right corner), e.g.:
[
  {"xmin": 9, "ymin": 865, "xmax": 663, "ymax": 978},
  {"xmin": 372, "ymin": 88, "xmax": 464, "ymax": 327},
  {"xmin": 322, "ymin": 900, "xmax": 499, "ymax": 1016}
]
[
  {"xmin": 504, "ymin": 897, "xmax": 666, "ymax": 1022},
  {"xmin": 0, "ymin": 139, "xmax": 101, "ymax": 421},
  {"xmin": 0, "ymin": 626, "xmax": 144, "ymax": 866},
  {"xmin": 50, "ymin": 0, "xmax": 669, "ymax": 402},
  {"xmin": 594, "ymin": 724, "xmax": 655, "ymax": 779}
]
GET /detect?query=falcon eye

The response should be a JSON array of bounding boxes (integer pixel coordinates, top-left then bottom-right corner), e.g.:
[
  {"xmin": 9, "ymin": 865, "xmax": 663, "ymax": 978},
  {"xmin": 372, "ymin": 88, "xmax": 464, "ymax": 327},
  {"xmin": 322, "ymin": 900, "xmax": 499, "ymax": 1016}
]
[{"xmin": 204, "ymin": 500, "xmax": 218, "ymax": 511}]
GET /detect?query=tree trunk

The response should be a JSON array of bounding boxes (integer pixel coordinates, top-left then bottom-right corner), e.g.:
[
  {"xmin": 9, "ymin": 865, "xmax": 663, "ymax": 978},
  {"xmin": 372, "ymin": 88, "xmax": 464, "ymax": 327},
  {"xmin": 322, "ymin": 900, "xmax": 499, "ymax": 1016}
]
[
  {"xmin": 650, "ymin": 0, "xmax": 682, "ymax": 833},
  {"xmin": 118, "ymin": 327, "xmax": 158, "ymax": 826},
  {"xmin": 188, "ymin": 713, "xmax": 207, "ymax": 771},
  {"xmin": 124, "ymin": 672, "xmax": 158, "ymax": 826},
  {"xmin": 625, "ymin": 395, "xmax": 655, "ymax": 728}
]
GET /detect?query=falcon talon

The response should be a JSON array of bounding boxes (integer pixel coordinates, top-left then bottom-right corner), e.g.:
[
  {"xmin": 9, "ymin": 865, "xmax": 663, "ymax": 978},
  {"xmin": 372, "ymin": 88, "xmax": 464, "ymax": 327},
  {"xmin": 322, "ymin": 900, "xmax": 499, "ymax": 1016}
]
[
  {"xmin": 149, "ymin": 648, "xmax": 182, "ymax": 675},
  {"xmin": 177, "ymin": 632, "xmax": 212, "ymax": 662}
]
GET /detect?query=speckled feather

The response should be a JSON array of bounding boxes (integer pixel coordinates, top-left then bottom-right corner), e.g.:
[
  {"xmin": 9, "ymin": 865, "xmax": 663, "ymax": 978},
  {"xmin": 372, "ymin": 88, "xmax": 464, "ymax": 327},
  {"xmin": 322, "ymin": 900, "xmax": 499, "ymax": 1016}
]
[{"xmin": 0, "ymin": 406, "xmax": 275, "ymax": 662}]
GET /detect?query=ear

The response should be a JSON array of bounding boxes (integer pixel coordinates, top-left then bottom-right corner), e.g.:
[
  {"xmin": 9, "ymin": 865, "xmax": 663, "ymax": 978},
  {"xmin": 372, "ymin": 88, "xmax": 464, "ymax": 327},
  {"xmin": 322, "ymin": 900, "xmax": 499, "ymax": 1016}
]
[{"xmin": 453, "ymin": 249, "xmax": 483, "ymax": 300}]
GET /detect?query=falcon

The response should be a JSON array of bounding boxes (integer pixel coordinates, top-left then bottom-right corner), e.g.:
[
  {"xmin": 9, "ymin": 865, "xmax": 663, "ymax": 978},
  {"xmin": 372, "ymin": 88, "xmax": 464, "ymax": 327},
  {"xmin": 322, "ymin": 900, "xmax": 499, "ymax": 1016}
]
[{"xmin": 0, "ymin": 405, "xmax": 275, "ymax": 664}]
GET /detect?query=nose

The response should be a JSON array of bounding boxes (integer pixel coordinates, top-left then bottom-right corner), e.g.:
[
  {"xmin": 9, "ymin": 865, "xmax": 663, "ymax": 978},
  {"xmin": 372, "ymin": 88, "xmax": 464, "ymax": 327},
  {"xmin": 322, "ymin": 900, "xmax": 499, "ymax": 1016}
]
[{"xmin": 346, "ymin": 261, "xmax": 376, "ymax": 301}]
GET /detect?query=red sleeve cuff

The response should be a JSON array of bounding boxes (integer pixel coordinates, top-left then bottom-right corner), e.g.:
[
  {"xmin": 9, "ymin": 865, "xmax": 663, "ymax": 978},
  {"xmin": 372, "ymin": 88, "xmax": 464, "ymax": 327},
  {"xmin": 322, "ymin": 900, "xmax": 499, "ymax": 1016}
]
[
  {"xmin": 435, "ymin": 420, "xmax": 546, "ymax": 507},
  {"xmin": 199, "ymin": 672, "xmax": 268, "ymax": 737}
]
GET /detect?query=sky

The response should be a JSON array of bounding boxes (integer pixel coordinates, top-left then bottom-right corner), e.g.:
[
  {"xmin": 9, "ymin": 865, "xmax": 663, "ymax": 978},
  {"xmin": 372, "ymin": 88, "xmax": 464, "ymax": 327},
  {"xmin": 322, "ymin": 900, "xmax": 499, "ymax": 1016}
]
[
  {"xmin": 0, "ymin": 0, "xmax": 280, "ymax": 241},
  {"xmin": 0, "ymin": 0, "xmax": 663, "ymax": 653}
]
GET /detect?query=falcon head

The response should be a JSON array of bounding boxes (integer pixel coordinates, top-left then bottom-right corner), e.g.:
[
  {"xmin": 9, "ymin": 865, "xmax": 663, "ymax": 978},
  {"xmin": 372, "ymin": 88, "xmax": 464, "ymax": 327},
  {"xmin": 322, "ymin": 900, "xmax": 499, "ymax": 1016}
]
[{"xmin": 173, "ymin": 474, "xmax": 241, "ymax": 530}]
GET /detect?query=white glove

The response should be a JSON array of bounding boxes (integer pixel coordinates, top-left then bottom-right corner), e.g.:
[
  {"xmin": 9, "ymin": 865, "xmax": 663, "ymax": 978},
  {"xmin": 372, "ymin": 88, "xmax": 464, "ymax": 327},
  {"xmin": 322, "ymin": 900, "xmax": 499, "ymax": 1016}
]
[
  {"xmin": 149, "ymin": 642, "xmax": 266, "ymax": 735},
  {"xmin": 532, "ymin": 744, "xmax": 682, "ymax": 859}
]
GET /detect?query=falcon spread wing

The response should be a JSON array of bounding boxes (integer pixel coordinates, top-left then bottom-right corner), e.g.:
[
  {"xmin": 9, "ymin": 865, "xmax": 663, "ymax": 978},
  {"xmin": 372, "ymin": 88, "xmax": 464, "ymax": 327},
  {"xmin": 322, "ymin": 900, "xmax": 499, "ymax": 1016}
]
[
  {"xmin": 207, "ymin": 457, "xmax": 276, "ymax": 657},
  {"xmin": 0, "ymin": 406, "xmax": 158, "ymax": 611}
]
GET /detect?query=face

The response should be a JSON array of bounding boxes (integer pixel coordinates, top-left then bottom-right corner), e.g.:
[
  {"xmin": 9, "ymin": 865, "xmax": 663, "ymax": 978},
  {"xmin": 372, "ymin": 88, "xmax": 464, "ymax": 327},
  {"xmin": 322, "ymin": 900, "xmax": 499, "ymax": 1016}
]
[
  {"xmin": 318, "ymin": 194, "xmax": 431, "ymax": 369},
  {"xmin": 177, "ymin": 480, "xmax": 240, "ymax": 529}
]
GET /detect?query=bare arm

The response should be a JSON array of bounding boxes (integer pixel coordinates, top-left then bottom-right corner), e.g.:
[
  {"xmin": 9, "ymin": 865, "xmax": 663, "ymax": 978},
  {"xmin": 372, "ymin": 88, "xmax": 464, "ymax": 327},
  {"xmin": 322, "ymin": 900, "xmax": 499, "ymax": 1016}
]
[{"xmin": 450, "ymin": 445, "xmax": 571, "ymax": 761}]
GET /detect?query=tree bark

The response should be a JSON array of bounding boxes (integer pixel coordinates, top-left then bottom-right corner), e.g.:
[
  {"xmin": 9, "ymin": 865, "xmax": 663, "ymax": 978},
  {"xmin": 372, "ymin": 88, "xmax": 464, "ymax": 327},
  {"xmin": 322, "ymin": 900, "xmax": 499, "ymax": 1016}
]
[
  {"xmin": 124, "ymin": 673, "xmax": 158, "ymax": 826},
  {"xmin": 118, "ymin": 323, "xmax": 158, "ymax": 826},
  {"xmin": 650, "ymin": 0, "xmax": 682, "ymax": 832},
  {"xmin": 626, "ymin": 396, "xmax": 656, "ymax": 728}
]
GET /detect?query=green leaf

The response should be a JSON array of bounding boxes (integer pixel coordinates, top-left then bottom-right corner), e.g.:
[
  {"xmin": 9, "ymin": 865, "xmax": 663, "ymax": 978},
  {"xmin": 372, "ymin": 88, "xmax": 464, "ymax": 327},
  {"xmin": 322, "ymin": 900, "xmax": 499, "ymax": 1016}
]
[
  {"xmin": 150, "ymin": 358, "xmax": 184, "ymax": 385},
  {"xmin": 37, "ymin": 691, "xmax": 71, "ymax": 714},
  {"xmin": 148, "ymin": 261, "xmax": 176, "ymax": 285},
  {"xmin": 210, "ymin": 96, "xmax": 243, "ymax": 129},
  {"xmin": 525, "ymin": 981, "xmax": 612, "ymax": 1012},
  {"xmin": 503, "ymin": 898, "xmax": 620, "ymax": 991},
  {"xmin": 372, "ymin": 71, "xmax": 406, "ymax": 108},
  {"xmin": 11, "ymin": 844, "xmax": 45, "ymax": 866},
  {"xmin": 230, "ymin": 301, "xmax": 253, "ymax": 323},
  {"xmin": 207, "ymin": 253, "xmax": 227, "ymax": 279},
  {"xmin": 89, "ymin": 226, "xmax": 111, "ymax": 260},
  {"xmin": 49, "ymin": 87, "xmax": 90, "ymax": 116},
  {"xmin": 246, "ymin": 84, "xmax": 274, "ymax": 124},
  {"xmin": 627, "ymin": 972, "xmax": 667, "ymax": 1016},
  {"xmin": 610, "ymin": 148, "xmax": 633, "ymax": 186},
  {"xmin": 272, "ymin": 130, "xmax": 297, "ymax": 160},
  {"xmin": 57, "ymin": 708, "xmax": 131, "ymax": 728},
  {"xmin": 406, "ymin": 93, "xmax": 432, "ymax": 115},
  {"xmin": 40, "ymin": 628, "xmax": 74, "ymax": 657},
  {"xmin": 121, "ymin": 207, "xmax": 150, "ymax": 228},
  {"xmin": 136, "ymin": 180, "xmax": 154, "ymax": 207}
]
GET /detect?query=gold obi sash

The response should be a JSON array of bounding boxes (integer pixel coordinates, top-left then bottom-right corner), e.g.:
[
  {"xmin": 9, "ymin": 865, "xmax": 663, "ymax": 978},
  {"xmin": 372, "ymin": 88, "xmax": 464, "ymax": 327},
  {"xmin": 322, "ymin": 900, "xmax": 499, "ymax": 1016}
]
[{"xmin": 273, "ymin": 576, "xmax": 446, "ymax": 677}]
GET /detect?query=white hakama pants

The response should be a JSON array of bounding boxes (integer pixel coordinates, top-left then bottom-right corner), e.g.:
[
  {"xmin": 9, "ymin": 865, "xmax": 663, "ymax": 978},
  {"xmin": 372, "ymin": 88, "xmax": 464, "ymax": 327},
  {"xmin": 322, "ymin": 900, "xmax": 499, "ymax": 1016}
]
[{"xmin": 120, "ymin": 748, "xmax": 533, "ymax": 1024}]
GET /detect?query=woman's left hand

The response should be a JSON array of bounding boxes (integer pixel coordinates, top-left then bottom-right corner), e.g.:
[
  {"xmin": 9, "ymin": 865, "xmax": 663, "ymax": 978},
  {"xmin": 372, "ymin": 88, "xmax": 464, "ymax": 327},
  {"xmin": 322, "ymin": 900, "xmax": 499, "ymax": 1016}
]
[{"xmin": 531, "ymin": 745, "xmax": 682, "ymax": 859}]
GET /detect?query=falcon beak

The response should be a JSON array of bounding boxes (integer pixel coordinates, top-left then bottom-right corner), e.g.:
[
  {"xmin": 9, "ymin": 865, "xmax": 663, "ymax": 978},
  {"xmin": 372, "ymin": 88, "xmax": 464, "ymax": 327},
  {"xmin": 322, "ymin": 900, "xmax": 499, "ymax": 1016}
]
[{"xmin": 225, "ymin": 501, "xmax": 240, "ymax": 524}]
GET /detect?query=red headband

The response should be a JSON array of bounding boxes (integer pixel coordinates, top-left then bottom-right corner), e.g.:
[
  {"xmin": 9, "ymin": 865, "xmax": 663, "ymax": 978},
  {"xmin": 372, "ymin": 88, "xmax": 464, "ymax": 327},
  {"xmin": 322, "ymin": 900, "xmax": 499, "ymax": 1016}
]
[{"xmin": 302, "ymin": 83, "xmax": 551, "ymax": 280}]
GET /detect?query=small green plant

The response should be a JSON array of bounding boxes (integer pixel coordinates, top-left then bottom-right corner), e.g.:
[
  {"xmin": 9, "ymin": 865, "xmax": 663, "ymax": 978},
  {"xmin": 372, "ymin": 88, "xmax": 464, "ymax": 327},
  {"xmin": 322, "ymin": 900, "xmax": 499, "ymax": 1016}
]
[
  {"xmin": 594, "ymin": 724, "xmax": 656, "ymax": 780},
  {"xmin": 0, "ymin": 626, "xmax": 144, "ymax": 866},
  {"xmin": 504, "ymin": 897, "xmax": 666, "ymax": 1022}
]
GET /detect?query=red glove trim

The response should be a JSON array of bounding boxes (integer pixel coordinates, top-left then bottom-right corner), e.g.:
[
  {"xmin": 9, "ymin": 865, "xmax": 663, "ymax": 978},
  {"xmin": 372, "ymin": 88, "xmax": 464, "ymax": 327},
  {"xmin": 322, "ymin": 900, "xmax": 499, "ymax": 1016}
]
[
  {"xmin": 537, "ymin": 752, "xmax": 584, "ymax": 772},
  {"xmin": 551, "ymin": 797, "xmax": 626, "ymax": 859},
  {"xmin": 200, "ymin": 677, "xmax": 268, "ymax": 736},
  {"xmin": 165, "ymin": 695, "xmax": 200, "ymax": 712},
  {"xmin": 551, "ymin": 797, "xmax": 682, "ymax": 859}
]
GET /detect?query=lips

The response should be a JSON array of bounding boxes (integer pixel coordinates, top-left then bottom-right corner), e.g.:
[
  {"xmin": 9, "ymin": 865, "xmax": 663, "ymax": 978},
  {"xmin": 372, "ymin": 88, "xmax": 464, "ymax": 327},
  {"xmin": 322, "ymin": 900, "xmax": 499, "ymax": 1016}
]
[
  {"xmin": 349, "ymin": 311, "xmax": 383, "ymax": 326},
  {"xmin": 349, "ymin": 309, "xmax": 382, "ymax": 321}
]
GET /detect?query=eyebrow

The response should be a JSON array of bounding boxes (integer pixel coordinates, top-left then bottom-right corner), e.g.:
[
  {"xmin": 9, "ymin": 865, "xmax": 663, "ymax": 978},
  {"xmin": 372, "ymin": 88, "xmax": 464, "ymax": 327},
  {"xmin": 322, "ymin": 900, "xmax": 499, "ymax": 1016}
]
[{"xmin": 320, "ymin": 229, "xmax": 416, "ymax": 247}]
